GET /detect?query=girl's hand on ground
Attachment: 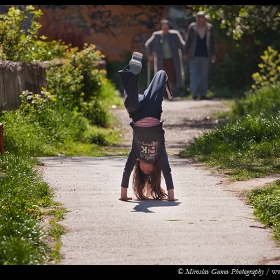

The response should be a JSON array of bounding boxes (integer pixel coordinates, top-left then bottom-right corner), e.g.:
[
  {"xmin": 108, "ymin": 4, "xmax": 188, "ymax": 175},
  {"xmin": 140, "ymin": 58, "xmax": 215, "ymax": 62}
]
[
  {"xmin": 167, "ymin": 189, "xmax": 178, "ymax": 201},
  {"xmin": 166, "ymin": 197, "xmax": 178, "ymax": 201},
  {"xmin": 119, "ymin": 187, "xmax": 132, "ymax": 201},
  {"xmin": 119, "ymin": 197, "xmax": 133, "ymax": 201}
]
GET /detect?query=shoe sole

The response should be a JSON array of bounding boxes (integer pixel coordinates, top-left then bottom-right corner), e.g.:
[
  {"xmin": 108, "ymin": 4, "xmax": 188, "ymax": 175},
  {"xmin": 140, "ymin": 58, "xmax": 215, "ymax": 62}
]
[
  {"xmin": 132, "ymin": 52, "xmax": 143, "ymax": 62},
  {"xmin": 129, "ymin": 52, "xmax": 143, "ymax": 74}
]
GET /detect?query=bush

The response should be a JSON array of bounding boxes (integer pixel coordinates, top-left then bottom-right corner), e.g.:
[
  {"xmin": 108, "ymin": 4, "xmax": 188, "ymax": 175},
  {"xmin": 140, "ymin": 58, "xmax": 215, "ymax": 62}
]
[
  {"xmin": 46, "ymin": 43, "xmax": 110, "ymax": 127},
  {"xmin": 232, "ymin": 82, "xmax": 280, "ymax": 118},
  {"xmin": 0, "ymin": 5, "xmax": 67, "ymax": 62},
  {"xmin": 251, "ymin": 46, "xmax": 280, "ymax": 90}
]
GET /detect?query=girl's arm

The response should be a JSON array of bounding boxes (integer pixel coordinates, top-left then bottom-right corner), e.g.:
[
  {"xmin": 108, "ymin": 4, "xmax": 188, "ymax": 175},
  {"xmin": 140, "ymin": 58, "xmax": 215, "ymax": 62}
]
[
  {"xmin": 167, "ymin": 189, "xmax": 178, "ymax": 201},
  {"xmin": 159, "ymin": 145, "xmax": 178, "ymax": 201},
  {"xmin": 119, "ymin": 187, "xmax": 133, "ymax": 201},
  {"xmin": 119, "ymin": 149, "xmax": 137, "ymax": 201},
  {"xmin": 159, "ymin": 145, "xmax": 174, "ymax": 189}
]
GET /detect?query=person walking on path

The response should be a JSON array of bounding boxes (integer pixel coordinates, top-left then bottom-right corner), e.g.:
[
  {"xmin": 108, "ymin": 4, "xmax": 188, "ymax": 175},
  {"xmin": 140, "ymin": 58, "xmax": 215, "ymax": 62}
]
[
  {"xmin": 185, "ymin": 11, "xmax": 216, "ymax": 100},
  {"xmin": 145, "ymin": 19, "xmax": 186, "ymax": 90},
  {"xmin": 117, "ymin": 52, "xmax": 178, "ymax": 202}
]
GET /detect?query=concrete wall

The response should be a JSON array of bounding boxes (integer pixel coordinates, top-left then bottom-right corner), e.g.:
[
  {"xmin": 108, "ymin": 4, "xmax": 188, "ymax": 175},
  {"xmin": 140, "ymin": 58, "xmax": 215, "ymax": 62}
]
[
  {"xmin": 0, "ymin": 60, "xmax": 106, "ymax": 111},
  {"xmin": 0, "ymin": 61, "xmax": 47, "ymax": 111}
]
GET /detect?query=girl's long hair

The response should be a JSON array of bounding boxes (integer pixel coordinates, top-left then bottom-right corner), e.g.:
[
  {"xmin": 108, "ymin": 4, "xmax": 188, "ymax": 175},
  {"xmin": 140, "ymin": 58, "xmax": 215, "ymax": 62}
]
[{"xmin": 132, "ymin": 159, "xmax": 167, "ymax": 200}]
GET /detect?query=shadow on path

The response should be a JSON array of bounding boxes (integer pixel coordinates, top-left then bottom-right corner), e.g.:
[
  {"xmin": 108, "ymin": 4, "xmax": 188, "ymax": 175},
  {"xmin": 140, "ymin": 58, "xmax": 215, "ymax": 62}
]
[{"xmin": 123, "ymin": 199, "xmax": 181, "ymax": 213}]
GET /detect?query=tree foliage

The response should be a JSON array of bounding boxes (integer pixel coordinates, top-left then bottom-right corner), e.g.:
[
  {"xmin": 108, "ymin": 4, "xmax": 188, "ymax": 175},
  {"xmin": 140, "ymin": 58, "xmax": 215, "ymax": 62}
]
[
  {"xmin": 252, "ymin": 46, "xmax": 280, "ymax": 89},
  {"xmin": 0, "ymin": 5, "xmax": 68, "ymax": 62},
  {"xmin": 185, "ymin": 5, "xmax": 280, "ymax": 95},
  {"xmin": 192, "ymin": 5, "xmax": 280, "ymax": 40}
]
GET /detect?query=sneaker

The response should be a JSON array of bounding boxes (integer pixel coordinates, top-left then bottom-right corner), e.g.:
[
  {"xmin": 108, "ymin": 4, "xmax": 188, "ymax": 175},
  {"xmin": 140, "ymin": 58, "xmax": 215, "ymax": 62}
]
[{"xmin": 129, "ymin": 52, "xmax": 143, "ymax": 74}]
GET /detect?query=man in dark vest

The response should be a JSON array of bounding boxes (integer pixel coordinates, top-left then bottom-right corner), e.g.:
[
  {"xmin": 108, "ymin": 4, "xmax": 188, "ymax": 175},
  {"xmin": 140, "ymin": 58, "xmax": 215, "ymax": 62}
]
[{"xmin": 185, "ymin": 11, "xmax": 216, "ymax": 100}]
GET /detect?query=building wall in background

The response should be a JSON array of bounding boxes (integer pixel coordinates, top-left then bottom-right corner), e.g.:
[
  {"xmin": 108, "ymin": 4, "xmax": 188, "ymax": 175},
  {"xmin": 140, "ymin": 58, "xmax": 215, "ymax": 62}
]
[{"xmin": 34, "ymin": 5, "xmax": 194, "ymax": 62}]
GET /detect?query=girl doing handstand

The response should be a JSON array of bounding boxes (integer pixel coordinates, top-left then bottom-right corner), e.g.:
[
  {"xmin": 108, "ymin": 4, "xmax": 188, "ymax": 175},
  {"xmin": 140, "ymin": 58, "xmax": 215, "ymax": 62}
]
[{"xmin": 118, "ymin": 52, "xmax": 178, "ymax": 201}]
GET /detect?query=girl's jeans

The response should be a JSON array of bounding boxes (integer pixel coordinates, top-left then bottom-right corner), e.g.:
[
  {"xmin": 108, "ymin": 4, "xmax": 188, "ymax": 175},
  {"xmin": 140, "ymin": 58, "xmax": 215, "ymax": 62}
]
[{"xmin": 118, "ymin": 65, "xmax": 171, "ymax": 122}]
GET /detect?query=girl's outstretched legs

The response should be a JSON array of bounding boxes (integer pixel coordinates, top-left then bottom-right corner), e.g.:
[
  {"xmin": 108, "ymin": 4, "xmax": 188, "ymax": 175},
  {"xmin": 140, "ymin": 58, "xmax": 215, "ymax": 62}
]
[
  {"xmin": 140, "ymin": 70, "xmax": 173, "ymax": 118},
  {"xmin": 118, "ymin": 60, "xmax": 173, "ymax": 119},
  {"xmin": 118, "ymin": 65, "xmax": 141, "ymax": 113},
  {"xmin": 144, "ymin": 69, "xmax": 173, "ymax": 102}
]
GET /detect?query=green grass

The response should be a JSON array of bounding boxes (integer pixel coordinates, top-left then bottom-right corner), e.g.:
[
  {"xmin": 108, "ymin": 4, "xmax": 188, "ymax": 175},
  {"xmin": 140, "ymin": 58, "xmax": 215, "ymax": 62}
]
[
  {"xmin": 179, "ymin": 82, "xmax": 280, "ymax": 244},
  {"xmin": 0, "ymin": 154, "xmax": 63, "ymax": 264},
  {"xmin": 247, "ymin": 180, "xmax": 280, "ymax": 242}
]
